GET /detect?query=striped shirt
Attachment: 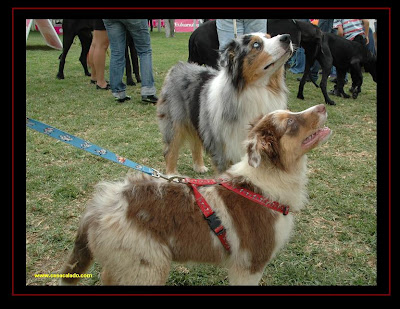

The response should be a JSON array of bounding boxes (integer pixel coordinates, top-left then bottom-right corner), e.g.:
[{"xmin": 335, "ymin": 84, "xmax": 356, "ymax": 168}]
[{"xmin": 333, "ymin": 19, "xmax": 365, "ymax": 41}]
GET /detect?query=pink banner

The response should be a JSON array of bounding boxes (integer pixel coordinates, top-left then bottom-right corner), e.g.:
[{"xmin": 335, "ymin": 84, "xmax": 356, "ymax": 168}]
[
  {"xmin": 151, "ymin": 19, "xmax": 165, "ymax": 28},
  {"xmin": 174, "ymin": 19, "xmax": 200, "ymax": 32},
  {"xmin": 149, "ymin": 19, "xmax": 201, "ymax": 33}
]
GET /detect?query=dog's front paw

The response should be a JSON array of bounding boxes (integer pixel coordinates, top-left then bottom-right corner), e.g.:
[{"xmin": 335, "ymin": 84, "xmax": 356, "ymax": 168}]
[
  {"xmin": 297, "ymin": 93, "xmax": 305, "ymax": 100},
  {"xmin": 342, "ymin": 92, "xmax": 350, "ymax": 99},
  {"xmin": 127, "ymin": 78, "xmax": 136, "ymax": 86},
  {"xmin": 326, "ymin": 99, "xmax": 336, "ymax": 106},
  {"xmin": 350, "ymin": 86, "xmax": 360, "ymax": 99},
  {"xmin": 193, "ymin": 164, "xmax": 209, "ymax": 173}
]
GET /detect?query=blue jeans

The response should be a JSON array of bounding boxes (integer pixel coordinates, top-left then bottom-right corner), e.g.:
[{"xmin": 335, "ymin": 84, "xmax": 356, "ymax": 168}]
[
  {"xmin": 103, "ymin": 19, "xmax": 156, "ymax": 98},
  {"xmin": 289, "ymin": 47, "xmax": 305, "ymax": 74},
  {"xmin": 216, "ymin": 19, "xmax": 267, "ymax": 50}
]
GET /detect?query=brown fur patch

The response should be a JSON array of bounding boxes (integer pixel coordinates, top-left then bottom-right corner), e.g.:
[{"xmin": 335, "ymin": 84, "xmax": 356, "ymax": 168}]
[
  {"xmin": 216, "ymin": 177, "xmax": 277, "ymax": 274},
  {"xmin": 247, "ymin": 114, "xmax": 286, "ymax": 170},
  {"xmin": 124, "ymin": 179, "xmax": 223, "ymax": 263}
]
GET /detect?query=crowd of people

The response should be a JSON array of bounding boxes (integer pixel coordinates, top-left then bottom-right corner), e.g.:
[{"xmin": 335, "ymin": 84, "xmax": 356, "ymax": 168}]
[{"xmin": 85, "ymin": 19, "xmax": 376, "ymax": 104}]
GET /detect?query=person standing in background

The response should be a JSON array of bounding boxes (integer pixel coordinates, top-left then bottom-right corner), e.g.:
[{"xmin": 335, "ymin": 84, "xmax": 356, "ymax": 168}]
[
  {"xmin": 88, "ymin": 19, "xmax": 110, "ymax": 90},
  {"xmin": 103, "ymin": 19, "xmax": 158, "ymax": 104},
  {"xmin": 333, "ymin": 19, "xmax": 369, "ymax": 45},
  {"xmin": 216, "ymin": 19, "xmax": 267, "ymax": 51}
]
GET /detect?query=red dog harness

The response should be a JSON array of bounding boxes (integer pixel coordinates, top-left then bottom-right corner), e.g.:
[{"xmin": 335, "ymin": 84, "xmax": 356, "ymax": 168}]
[{"xmin": 183, "ymin": 178, "xmax": 290, "ymax": 252}]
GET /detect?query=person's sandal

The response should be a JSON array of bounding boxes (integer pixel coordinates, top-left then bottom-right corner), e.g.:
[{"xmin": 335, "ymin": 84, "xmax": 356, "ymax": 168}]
[{"xmin": 96, "ymin": 83, "xmax": 111, "ymax": 90}]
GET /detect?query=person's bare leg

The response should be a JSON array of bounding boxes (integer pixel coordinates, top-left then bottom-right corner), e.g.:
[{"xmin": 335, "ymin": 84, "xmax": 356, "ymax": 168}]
[
  {"xmin": 88, "ymin": 44, "xmax": 97, "ymax": 82},
  {"xmin": 93, "ymin": 30, "xmax": 109, "ymax": 88}
]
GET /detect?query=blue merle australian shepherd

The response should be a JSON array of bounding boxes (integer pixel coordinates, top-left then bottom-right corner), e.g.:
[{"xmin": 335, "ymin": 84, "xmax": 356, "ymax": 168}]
[{"xmin": 157, "ymin": 33, "xmax": 294, "ymax": 174}]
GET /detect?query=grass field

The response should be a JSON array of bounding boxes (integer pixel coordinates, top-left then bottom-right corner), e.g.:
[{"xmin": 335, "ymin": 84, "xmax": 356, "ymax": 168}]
[{"xmin": 25, "ymin": 29, "xmax": 377, "ymax": 287}]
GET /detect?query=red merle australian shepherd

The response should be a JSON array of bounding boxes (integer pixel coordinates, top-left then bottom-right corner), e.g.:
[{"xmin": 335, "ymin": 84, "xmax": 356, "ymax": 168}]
[
  {"xmin": 60, "ymin": 104, "xmax": 331, "ymax": 286},
  {"xmin": 157, "ymin": 33, "xmax": 293, "ymax": 174}
]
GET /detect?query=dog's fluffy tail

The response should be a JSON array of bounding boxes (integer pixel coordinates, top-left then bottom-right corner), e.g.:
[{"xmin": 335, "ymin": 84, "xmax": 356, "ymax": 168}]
[{"xmin": 59, "ymin": 213, "xmax": 93, "ymax": 285}]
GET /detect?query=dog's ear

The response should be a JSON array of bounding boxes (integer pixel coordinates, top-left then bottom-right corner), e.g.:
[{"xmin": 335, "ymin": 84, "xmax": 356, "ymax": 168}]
[
  {"xmin": 219, "ymin": 39, "xmax": 246, "ymax": 90},
  {"xmin": 248, "ymin": 115, "xmax": 264, "ymax": 131},
  {"xmin": 247, "ymin": 136, "xmax": 262, "ymax": 168},
  {"xmin": 219, "ymin": 40, "xmax": 237, "ymax": 68},
  {"xmin": 262, "ymin": 134, "xmax": 281, "ymax": 168},
  {"xmin": 247, "ymin": 130, "xmax": 281, "ymax": 169}
]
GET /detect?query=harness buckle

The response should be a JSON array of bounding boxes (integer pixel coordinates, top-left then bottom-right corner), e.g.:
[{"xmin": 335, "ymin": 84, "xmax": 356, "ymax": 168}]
[
  {"xmin": 282, "ymin": 206, "xmax": 289, "ymax": 216},
  {"xmin": 205, "ymin": 213, "xmax": 223, "ymax": 233}
]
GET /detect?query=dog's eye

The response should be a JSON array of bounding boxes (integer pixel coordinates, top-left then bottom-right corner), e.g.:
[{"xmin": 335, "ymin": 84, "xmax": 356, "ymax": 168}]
[
  {"xmin": 287, "ymin": 118, "xmax": 294, "ymax": 126},
  {"xmin": 253, "ymin": 42, "xmax": 261, "ymax": 49}
]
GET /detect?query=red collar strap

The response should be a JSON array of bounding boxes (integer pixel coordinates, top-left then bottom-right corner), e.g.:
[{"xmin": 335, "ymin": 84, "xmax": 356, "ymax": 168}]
[{"xmin": 184, "ymin": 178, "xmax": 290, "ymax": 252}]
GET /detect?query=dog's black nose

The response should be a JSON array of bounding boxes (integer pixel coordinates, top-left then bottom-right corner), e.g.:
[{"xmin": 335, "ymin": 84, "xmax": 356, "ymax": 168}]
[{"xmin": 279, "ymin": 34, "xmax": 291, "ymax": 44}]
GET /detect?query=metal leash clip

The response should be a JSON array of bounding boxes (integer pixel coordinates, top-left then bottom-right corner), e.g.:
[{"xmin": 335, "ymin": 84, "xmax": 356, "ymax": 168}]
[
  {"xmin": 151, "ymin": 169, "xmax": 186, "ymax": 183},
  {"xmin": 151, "ymin": 169, "xmax": 169, "ymax": 180},
  {"xmin": 167, "ymin": 175, "xmax": 187, "ymax": 183}
]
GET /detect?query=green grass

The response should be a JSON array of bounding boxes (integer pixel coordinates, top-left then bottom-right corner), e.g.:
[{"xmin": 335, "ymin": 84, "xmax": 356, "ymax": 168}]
[{"xmin": 26, "ymin": 29, "xmax": 377, "ymax": 287}]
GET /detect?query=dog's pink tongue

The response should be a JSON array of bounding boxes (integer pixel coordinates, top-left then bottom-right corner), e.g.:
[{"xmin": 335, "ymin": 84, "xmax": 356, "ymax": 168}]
[{"xmin": 302, "ymin": 127, "xmax": 331, "ymax": 148}]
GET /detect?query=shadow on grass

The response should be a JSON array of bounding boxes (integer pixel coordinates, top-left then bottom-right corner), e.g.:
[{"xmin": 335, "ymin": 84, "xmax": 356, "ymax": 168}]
[{"xmin": 26, "ymin": 45, "xmax": 60, "ymax": 51}]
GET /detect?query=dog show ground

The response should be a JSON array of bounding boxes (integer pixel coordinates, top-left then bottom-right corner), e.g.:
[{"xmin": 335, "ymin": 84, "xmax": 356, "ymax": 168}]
[{"xmin": 26, "ymin": 29, "xmax": 377, "ymax": 287}]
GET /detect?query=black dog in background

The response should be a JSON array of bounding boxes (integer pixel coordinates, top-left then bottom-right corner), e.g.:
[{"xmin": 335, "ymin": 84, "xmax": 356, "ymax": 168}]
[
  {"xmin": 296, "ymin": 22, "xmax": 376, "ymax": 105},
  {"xmin": 125, "ymin": 33, "xmax": 141, "ymax": 85},
  {"xmin": 56, "ymin": 19, "xmax": 141, "ymax": 85},
  {"xmin": 187, "ymin": 20, "xmax": 219, "ymax": 69},
  {"xmin": 188, "ymin": 19, "xmax": 302, "ymax": 69},
  {"xmin": 56, "ymin": 19, "xmax": 92, "ymax": 80},
  {"xmin": 188, "ymin": 19, "xmax": 376, "ymax": 106}
]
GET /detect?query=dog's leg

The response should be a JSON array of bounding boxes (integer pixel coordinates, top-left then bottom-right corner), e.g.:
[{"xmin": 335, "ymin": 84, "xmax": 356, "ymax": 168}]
[
  {"xmin": 336, "ymin": 69, "xmax": 350, "ymax": 99},
  {"xmin": 125, "ymin": 33, "xmax": 135, "ymax": 86},
  {"xmin": 101, "ymin": 252, "xmax": 171, "ymax": 285},
  {"xmin": 296, "ymin": 73, "xmax": 306, "ymax": 100},
  {"xmin": 164, "ymin": 124, "xmax": 186, "ymax": 175},
  {"xmin": 297, "ymin": 53, "xmax": 314, "ymax": 100},
  {"xmin": 349, "ymin": 61, "xmax": 363, "ymax": 99},
  {"xmin": 188, "ymin": 131, "xmax": 208, "ymax": 173},
  {"xmin": 129, "ymin": 39, "xmax": 141, "ymax": 83},
  {"xmin": 57, "ymin": 35, "xmax": 74, "ymax": 79},
  {"xmin": 125, "ymin": 46, "xmax": 135, "ymax": 86},
  {"xmin": 319, "ymin": 66, "xmax": 336, "ymax": 105},
  {"xmin": 317, "ymin": 50, "xmax": 335, "ymax": 105},
  {"xmin": 228, "ymin": 266, "xmax": 264, "ymax": 285},
  {"xmin": 59, "ymin": 213, "xmax": 94, "ymax": 285},
  {"xmin": 310, "ymin": 75, "xmax": 320, "ymax": 88},
  {"xmin": 100, "ymin": 269, "xmax": 115, "ymax": 285},
  {"xmin": 77, "ymin": 31, "xmax": 92, "ymax": 77}
]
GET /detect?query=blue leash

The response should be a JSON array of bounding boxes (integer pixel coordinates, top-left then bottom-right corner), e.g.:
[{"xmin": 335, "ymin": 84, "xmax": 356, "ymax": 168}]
[{"xmin": 26, "ymin": 118, "xmax": 168, "ymax": 180}]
